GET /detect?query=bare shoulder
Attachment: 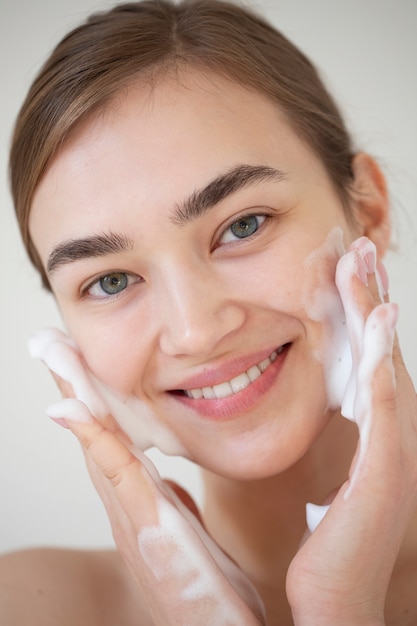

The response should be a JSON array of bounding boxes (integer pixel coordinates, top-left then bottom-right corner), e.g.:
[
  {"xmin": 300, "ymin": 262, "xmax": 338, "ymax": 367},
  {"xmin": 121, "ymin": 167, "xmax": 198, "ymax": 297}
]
[{"xmin": 0, "ymin": 547, "xmax": 151, "ymax": 626}]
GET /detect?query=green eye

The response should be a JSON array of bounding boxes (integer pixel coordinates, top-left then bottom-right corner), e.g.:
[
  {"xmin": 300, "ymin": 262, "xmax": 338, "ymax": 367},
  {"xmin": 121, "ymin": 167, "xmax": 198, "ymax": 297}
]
[
  {"xmin": 230, "ymin": 215, "xmax": 259, "ymax": 238},
  {"xmin": 220, "ymin": 214, "xmax": 266, "ymax": 244},
  {"xmin": 100, "ymin": 272, "xmax": 128, "ymax": 294},
  {"xmin": 86, "ymin": 271, "xmax": 130, "ymax": 298}
]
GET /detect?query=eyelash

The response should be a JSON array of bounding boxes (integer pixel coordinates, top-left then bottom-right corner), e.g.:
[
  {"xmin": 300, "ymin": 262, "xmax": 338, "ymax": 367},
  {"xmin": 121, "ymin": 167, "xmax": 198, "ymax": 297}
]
[
  {"xmin": 215, "ymin": 212, "xmax": 269, "ymax": 247},
  {"xmin": 82, "ymin": 271, "xmax": 141, "ymax": 300},
  {"xmin": 81, "ymin": 212, "xmax": 269, "ymax": 299}
]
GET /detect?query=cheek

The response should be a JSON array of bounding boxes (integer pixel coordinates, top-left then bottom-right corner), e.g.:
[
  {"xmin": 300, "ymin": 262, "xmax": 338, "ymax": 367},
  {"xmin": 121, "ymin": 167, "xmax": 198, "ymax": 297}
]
[
  {"xmin": 229, "ymin": 247, "xmax": 307, "ymax": 315},
  {"xmin": 241, "ymin": 226, "xmax": 351, "ymax": 411},
  {"xmin": 228, "ymin": 238, "xmax": 334, "ymax": 323},
  {"xmin": 63, "ymin": 309, "xmax": 152, "ymax": 394}
]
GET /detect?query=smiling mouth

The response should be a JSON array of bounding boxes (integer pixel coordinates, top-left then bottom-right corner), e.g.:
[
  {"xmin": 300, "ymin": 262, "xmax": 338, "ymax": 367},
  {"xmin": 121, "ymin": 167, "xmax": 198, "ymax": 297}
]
[{"xmin": 177, "ymin": 345, "xmax": 288, "ymax": 400}]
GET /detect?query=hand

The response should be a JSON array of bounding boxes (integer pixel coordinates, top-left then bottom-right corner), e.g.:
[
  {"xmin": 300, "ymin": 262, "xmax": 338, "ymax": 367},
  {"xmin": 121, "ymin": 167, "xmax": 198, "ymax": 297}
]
[
  {"xmin": 29, "ymin": 330, "xmax": 266, "ymax": 625},
  {"xmin": 286, "ymin": 237, "xmax": 417, "ymax": 625}
]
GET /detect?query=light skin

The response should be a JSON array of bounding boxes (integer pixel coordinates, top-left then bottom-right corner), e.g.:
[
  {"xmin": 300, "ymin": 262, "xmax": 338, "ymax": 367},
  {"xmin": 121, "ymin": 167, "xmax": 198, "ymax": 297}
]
[
  {"xmin": 29, "ymin": 71, "xmax": 379, "ymax": 478},
  {"xmin": 1, "ymin": 70, "xmax": 416, "ymax": 625}
]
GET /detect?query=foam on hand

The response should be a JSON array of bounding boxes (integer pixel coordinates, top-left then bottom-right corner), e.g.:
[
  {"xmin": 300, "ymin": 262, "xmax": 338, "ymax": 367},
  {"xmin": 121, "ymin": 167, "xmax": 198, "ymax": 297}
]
[
  {"xmin": 302, "ymin": 228, "xmax": 352, "ymax": 411},
  {"xmin": 336, "ymin": 242, "xmax": 397, "ymax": 499},
  {"xmin": 306, "ymin": 503, "xmax": 331, "ymax": 533},
  {"xmin": 29, "ymin": 329, "xmax": 266, "ymax": 621},
  {"xmin": 136, "ymin": 483, "xmax": 265, "ymax": 623},
  {"xmin": 28, "ymin": 327, "xmax": 186, "ymax": 456},
  {"xmin": 304, "ymin": 233, "xmax": 397, "ymax": 532}
]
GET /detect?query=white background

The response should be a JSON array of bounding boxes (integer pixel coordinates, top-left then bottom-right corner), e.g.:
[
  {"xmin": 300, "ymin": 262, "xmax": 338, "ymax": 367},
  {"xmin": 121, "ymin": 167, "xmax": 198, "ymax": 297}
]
[{"xmin": 0, "ymin": 0, "xmax": 416, "ymax": 553}]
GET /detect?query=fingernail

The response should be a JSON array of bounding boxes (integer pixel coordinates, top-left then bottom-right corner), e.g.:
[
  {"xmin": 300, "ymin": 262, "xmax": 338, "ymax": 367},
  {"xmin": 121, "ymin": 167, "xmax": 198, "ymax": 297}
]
[
  {"xmin": 364, "ymin": 249, "xmax": 376, "ymax": 275},
  {"xmin": 354, "ymin": 250, "xmax": 368, "ymax": 284},
  {"xmin": 49, "ymin": 417, "xmax": 70, "ymax": 429},
  {"xmin": 46, "ymin": 398, "xmax": 94, "ymax": 424}
]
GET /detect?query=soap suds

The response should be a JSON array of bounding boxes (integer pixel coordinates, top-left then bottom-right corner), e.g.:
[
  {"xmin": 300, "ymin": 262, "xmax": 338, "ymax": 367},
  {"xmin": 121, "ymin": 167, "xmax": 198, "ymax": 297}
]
[
  {"xmin": 29, "ymin": 329, "xmax": 265, "ymax": 621},
  {"xmin": 29, "ymin": 328, "xmax": 187, "ymax": 457},
  {"xmin": 306, "ymin": 503, "xmax": 331, "ymax": 533},
  {"xmin": 305, "ymin": 234, "xmax": 398, "ymax": 531},
  {"xmin": 302, "ymin": 227, "xmax": 352, "ymax": 410},
  {"xmin": 336, "ymin": 251, "xmax": 398, "ymax": 498},
  {"xmin": 29, "ymin": 234, "xmax": 397, "ymax": 545},
  {"xmin": 137, "ymin": 485, "xmax": 265, "ymax": 623}
]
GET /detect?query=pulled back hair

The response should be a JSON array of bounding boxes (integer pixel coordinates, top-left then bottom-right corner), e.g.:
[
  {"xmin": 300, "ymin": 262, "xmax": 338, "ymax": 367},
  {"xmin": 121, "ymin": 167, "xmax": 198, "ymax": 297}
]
[{"xmin": 10, "ymin": 0, "xmax": 355, "ymax": 289}]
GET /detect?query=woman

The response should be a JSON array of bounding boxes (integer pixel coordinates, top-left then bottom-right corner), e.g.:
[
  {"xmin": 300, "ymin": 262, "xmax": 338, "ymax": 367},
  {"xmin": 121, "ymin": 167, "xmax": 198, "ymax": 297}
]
[{"xmin": 1, "ymin": 0, "xmax": 416, "ymax": 623}]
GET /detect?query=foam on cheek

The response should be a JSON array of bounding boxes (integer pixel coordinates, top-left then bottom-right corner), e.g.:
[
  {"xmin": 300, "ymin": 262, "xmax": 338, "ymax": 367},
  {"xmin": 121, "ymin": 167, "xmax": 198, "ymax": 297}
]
[
  {"xmin": 137, "ymin": 489, "xmax": 264, "ymax": 623},
  {"xmin": 28, "ymin": 328, "xmax": 187, "ymax": 457},
  {"xmin": 305, "ymin": 236, "xmax": 398, "ymax": 531},
  {"xmin": 302, "ymin": 227, "xmax": 352, "ymax": 409},
  {"xmin": 303, "ymin": 228, "xmax": 352, "ymax": 532}
]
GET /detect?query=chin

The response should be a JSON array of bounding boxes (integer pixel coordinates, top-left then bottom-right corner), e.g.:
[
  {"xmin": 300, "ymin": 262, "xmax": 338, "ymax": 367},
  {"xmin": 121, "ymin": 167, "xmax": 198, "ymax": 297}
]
[
  {"xmin": 199, "ymin": 406, "xmax": 332, "ymax": 481},
  {"xmin": 191, "ymin": 431, "xmax": 316, "ymax": 481}
]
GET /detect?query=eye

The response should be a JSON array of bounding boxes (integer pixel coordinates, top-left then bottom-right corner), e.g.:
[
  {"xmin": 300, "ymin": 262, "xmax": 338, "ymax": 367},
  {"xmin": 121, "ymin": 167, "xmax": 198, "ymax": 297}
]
[
  {"xmin": 86, "ymin": 272, "xmax": 139, "ymax": 298},
  {"xmin": 219, "ymin": 214, "xmax": 266, "ymax": 244}
]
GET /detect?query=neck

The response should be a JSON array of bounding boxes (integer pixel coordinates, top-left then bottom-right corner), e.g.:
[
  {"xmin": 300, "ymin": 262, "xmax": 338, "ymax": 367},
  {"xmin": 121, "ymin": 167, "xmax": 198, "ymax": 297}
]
[
  {"xmin": 201, "ymin": 412, "xmax": 358, "ymax": 618},
  {"xmin": 201, "ymin": 413, "xmax": 417, "ymax": 623}
]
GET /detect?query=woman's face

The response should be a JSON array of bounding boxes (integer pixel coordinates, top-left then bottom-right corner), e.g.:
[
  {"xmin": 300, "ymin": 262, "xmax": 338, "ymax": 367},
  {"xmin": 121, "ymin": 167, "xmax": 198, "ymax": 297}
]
[{"xmin": 30, "ymin": 72, "xmax": 361, "ymax": 479}]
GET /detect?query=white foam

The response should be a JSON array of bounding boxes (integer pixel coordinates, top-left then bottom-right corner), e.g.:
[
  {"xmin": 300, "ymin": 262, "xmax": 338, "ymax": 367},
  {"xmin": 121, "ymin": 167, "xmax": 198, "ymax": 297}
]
[
  {"xmin": 341, "ymin": 302, "xmax": 398, "ymax": 498},
  {"xmin": 137, "ymin": 486, "xmax": 265, "ymax": 622},
  {"xmin": 306, "ymin": 503, "xmax": 330, "ymax": 533},
  {"xmin": 302, "ymin": 227, "xmax": 352, "ymax": 410},
  {"xmin": 29, "ymin": 327, "xmax": 186, "ymax": 456},
  {"xmin": 46, "ymin": 397, "xmax": 93, "ymax": 423},
  {"xmin": 303, "ymin": 233, "xmax": 398, "ymax": 529}
]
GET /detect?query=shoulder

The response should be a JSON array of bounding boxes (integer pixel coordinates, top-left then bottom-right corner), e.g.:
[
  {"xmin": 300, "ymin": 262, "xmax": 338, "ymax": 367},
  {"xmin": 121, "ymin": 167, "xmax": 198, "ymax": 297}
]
[{"xmin": 0, "ymin": 547, "xmax": 151, "ymax": 626}]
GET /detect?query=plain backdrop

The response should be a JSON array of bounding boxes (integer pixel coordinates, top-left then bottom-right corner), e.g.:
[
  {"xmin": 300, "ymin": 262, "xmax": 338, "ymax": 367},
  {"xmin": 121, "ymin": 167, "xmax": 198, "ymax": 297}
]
[{"xmin": 1, "ymin": 0, "xmax": 416, "ymax": 554}]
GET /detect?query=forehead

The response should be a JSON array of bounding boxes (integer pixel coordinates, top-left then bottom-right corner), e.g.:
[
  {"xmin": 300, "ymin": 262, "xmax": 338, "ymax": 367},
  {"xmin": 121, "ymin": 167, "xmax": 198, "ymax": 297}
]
[
  {"xmin": 29, "ymin": 70, "xmax": 325, "ymax": 258},
  {"xmin": 55, "ymin": 69, "xmax": 296, "ymax": 166},
  {"xmin": 34, "ymin": 67, "xmax": 315, "ymax": 182}
]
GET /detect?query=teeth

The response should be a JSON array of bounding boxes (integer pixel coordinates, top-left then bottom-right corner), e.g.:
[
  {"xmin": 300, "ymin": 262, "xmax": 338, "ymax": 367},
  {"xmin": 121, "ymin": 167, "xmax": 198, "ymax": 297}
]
[
  {"xmin": 212, "ymin": 381, "xmax": 233, "ymax": 399},
  {"xmin": 184, "ymin": 347, "xmax": 283, "ymax": 400},
  {"xmin": 230, "ymin": 372, "xmax": 251, "ymax": 393},
  {"xmin": 247, "ymin": 364, "xmax": 262, "ymax": 382},
  {"xmin": 188, "ymin": 388, "xmax": 203, "ymax": 400},
  {"xmin": 258, "ymin": 357, "xmax": 271, "ymax": 372},
  {"xmin": 202, "ymin": 387, "xmax": 215, "ymax": 399}
]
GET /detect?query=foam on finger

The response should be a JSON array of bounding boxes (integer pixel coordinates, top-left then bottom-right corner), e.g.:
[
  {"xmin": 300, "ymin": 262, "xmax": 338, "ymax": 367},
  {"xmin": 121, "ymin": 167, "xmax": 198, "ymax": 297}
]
[{"xmin": 28, "ymin": 327, "xmax": 187, "ymax": 456}]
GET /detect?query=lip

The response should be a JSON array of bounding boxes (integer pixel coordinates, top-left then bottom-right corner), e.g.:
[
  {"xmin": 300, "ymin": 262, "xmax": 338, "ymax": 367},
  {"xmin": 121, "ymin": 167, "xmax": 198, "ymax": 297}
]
[
  {"xmin": 169, "ymin": 343, "xmax": 290, "ymax": 420},
  {"xmin": 170, "ymin": 345, "xmax": 286, "ymax": 390}
]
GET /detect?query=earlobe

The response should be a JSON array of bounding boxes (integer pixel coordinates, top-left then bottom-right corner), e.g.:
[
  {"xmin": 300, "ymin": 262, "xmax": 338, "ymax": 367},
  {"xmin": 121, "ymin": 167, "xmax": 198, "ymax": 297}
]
[{"xmin": 351, "ymin": 152, "xmax": 391, "ymax": 258}]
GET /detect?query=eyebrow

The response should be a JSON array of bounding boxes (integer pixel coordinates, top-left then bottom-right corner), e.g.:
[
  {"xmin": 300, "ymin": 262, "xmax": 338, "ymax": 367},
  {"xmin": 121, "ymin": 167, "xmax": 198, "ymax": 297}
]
[
  {"xmin": 47, "ymin": 232, "xmax": 134, "ymax": 275},
  {"xmin": 171, "ymin": 164, "xmax": 287, "ymax": 226},
  {"xmin": 46, "ymin": 164, "xmax": 286, "ymax": 275}
]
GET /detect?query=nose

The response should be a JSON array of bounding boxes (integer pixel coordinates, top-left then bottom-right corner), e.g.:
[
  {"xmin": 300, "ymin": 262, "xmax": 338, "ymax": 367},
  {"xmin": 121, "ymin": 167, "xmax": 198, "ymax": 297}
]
[{"xmin": 156, "ymin": 266, "xmax": 245, "ymax": 357}]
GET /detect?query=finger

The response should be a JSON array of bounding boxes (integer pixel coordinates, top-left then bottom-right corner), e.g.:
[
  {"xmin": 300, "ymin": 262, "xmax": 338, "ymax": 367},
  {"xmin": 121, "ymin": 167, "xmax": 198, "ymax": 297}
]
[
  {"xmin": 349, "ymin": 236, "xmax": 387, "ymax": 304},
  {"xmin": 344, "ymin": 301, "xmax": 398, "ymax": 498},
  {"xmin": 51, "ymin": 399, "xmax": 160, "ymax": 526},
  {"xmin": 29, "ymin": 327, "xmax": 112, "ymax": 426},
  {"xmin": 50, "ymin": 370, "xmax": 76, "ymax": 402},
  {"xmin": 61, "ymin": 405, "xmax": 264, "ymax": 622},
  {"xmin": 335, "ymin": 237, "xmax": 392, "ymax": 421},
  {"xmin": 335, "ymin": 244, "xmax": 370, "ymax": 420},
  {"xmin": 334, "ymin": 238, "xmax": 401, "ymax": 497}
]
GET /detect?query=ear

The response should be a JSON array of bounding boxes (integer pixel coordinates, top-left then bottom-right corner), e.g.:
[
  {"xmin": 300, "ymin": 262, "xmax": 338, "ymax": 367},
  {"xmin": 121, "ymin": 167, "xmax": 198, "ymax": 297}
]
[{"xmin": 351, "ymin": 153, "xmax": 391, "ymax": 258}]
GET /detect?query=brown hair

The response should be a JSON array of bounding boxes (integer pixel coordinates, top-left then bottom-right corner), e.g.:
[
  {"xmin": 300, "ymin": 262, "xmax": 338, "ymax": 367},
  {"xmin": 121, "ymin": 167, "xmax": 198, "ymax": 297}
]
[{"xmin": 10, "ymin": 0, "xmax": 355, "ymax": 289}]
